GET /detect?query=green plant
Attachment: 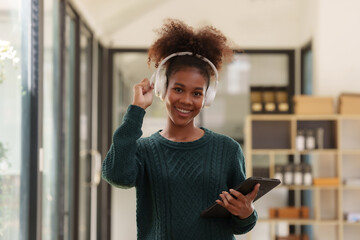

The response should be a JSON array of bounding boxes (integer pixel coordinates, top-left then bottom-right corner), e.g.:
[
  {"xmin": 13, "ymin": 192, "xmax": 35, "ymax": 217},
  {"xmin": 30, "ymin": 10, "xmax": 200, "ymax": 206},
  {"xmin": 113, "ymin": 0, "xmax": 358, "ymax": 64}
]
[
  {"xmin": 0, "ymin": 142, "xmax": 7, "ymax": 160},
  {"xmin": 0, "ymin": 40, "xmax": 19, "ymax": 84}
]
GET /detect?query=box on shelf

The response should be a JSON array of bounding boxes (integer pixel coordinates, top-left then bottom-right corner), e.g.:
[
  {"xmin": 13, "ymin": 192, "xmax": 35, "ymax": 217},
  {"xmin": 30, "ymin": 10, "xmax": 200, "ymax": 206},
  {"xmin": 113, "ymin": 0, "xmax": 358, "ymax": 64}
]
[
  {"xmin": 270, "ymin": 206, "xmax": 310, "ymax": 219},
  {"xmin": 339, "ymin": 93, "xmax": 360, "ymax": 114},
  {"xmin": 276, "ymin": 235, "xmax": 309, "ymax": 240},
  {"xmin": 293, "ymin": 95, "xmax": 334, "ymax": 115},
  {"xmin": 313, "ymin": 178, "xmax": 340, "ymax": 186}
]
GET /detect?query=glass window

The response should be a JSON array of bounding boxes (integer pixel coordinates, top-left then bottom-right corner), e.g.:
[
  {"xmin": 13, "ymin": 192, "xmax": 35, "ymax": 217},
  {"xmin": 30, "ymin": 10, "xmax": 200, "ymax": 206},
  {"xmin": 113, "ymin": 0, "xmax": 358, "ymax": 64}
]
[
  {"xmin": 112, "ymin": 52, "xmax": 166, "ymax": 136},
  {"xmin": 0, "ymin": 0, "xmax": 27, "ymax": 239},
  {"xmin": 203, "ymin": 53, "xmax": 290, "ymax": 141},
  {"xmin": 42, "ymin": 0, "xmax": 60, "ymax": 239},
  {"xmin": 78, "ymin": 24, "xmax": 92, "ymax": 240}
]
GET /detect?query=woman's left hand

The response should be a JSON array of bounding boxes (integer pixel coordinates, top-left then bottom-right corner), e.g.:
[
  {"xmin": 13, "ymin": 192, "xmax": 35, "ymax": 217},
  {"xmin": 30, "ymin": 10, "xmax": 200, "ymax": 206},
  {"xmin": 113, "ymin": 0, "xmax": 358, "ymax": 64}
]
[{"xmin": 216, "ymin": 183, "xmax": 260, "ymax": 219}]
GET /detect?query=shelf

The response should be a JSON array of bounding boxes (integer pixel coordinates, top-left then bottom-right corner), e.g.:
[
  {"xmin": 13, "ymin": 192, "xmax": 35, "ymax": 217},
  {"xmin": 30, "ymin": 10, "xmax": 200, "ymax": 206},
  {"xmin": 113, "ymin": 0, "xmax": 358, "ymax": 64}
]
[
  {"xmin": 249, "ymin": 114, "xmax": 341, "ymax": 120},
  {"xmin": 343, "ymin": 221, "xmax": 360, "ymax": 226},
  {"xmin": 297, "ymin": 149, "xmax": 338, "ymax": 154},
  {"xmin": 246, "ymin": 114, "xmax": 360, "ymax": 240},
  {"xmin": 251, "ymin": 149, "xmax": 339, "ymax": 155},
  {"xmin": 339, "ymin": 115, "xmax": 360, "ymax": 120},
  {"xmin": 342, "ymin": 185, "xmax": 360, "ymax": 190},
  {"xmin": 258, "ymin": 218, "xmax": 339, "ymax": 225},
  {"xmin": 341, "ymin": 149, "xmax": 360, "ymax": 155},
  {"xmin": 252, "ymin": 149, "xmax": 293, "ymax": 155},
  {"xmin": 294, "ymin": 115, "xmax": 339, "ymax": 120},
  {"xmin": 279, "ymin": 185, "xmax": 339, "ymax": 190}
]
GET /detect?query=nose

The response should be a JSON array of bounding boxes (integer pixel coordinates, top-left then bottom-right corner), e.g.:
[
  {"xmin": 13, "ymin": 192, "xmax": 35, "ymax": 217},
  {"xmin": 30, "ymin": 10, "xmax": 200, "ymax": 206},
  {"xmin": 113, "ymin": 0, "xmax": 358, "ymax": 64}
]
[{"xmin": 179, "ymin": 92, "xmax": 192, "ymax": 105}]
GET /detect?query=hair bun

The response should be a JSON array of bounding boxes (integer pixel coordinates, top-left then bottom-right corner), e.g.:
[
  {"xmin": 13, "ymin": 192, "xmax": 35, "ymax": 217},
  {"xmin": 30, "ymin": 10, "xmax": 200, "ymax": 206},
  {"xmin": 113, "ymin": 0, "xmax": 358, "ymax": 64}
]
[{"xmin": 148, "ymin": 19, "xmax": 233, "ymax": 71}]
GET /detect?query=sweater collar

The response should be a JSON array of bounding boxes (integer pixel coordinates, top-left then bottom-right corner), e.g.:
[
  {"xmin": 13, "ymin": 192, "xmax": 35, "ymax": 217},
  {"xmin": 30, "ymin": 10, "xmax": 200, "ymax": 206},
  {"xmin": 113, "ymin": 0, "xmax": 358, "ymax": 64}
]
[{"xmin": 152, "ymin": 127, "xmax": 212, "ymax": 149}]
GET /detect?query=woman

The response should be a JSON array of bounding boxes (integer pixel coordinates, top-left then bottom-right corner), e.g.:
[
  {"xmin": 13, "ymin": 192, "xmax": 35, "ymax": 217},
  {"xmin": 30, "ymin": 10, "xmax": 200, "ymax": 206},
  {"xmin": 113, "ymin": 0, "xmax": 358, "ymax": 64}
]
[{"xmin": 102, "ymin": 19, "xmax": 259, "ymax": 240}]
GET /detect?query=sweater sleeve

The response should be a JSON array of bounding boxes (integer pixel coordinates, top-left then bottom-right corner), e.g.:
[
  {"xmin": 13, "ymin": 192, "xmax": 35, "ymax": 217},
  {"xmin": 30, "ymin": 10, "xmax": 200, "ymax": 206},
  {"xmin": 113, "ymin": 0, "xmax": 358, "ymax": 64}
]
[
  {"xmin": 102, "ymin": 105, "xmax": 146, "ymax": 188},
  {"xmin": 228, "ymin": 143, "xmax": 258, "ymax": 234}
]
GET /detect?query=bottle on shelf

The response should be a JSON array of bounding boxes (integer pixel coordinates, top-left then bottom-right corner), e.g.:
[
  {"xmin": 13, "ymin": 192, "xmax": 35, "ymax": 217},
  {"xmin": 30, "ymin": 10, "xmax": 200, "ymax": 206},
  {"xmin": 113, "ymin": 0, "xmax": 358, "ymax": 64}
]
[
  {"xmin": 274, "ymin": 165, "xmax": 284, "ymax": 184},
  {"xmin": 296, "ymin": 129, "xmax": 305, "ymax": 151},
  {"xmin": 305, "ymin": 129, "xmax": 316, "ymax": 150},
  {"xmin": 294, "ymin": 164, "xmax": 303, "ymax": 185},
  {"xmin": 316, "ymin": 127, "xmax": 325, "ymax": 149},
  {"xmin": 302, "ymin": 163, "xmax": 313, "ymax": 186},
  {"xmin": 284, "ymin": 164, "xmax": 294, "ymax": 185}
]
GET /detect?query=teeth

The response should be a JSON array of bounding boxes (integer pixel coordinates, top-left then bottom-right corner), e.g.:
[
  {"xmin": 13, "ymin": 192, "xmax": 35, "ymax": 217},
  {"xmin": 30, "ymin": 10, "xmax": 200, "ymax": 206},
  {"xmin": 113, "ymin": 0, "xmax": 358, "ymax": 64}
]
[{"xmin": 177, "ymin": 108, "xmax": 191, "ymax": 113}]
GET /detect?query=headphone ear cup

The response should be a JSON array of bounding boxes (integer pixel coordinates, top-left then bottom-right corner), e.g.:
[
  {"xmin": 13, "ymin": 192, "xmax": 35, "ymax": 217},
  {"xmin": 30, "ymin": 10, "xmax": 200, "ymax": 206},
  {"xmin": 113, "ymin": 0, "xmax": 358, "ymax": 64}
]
[
  {"xmin": 204, "ymin": 86, "xmax": 216, "ymax": 107},
  {"xmin": 154, "ymin": 70, "xmax": 167, "ymax": 101},
  {"xmin": 159, "ymin": 74, "xmax": 167, "ymax": 100}
]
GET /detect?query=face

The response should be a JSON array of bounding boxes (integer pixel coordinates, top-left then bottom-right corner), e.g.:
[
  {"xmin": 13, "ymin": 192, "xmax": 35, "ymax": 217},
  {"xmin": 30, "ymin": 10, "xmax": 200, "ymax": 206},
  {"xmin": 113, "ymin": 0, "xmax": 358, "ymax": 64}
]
[{"xmin": 164, "ymin": 67, "xmax": 207, "ymax": 128}]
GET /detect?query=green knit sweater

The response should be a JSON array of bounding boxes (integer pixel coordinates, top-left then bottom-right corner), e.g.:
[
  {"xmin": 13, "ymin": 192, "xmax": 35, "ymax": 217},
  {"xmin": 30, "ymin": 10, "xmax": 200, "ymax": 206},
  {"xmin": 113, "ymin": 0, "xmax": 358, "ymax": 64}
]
[{"xmin": 102, "ymin": 105, "xmax": 257, "ymax": 240}]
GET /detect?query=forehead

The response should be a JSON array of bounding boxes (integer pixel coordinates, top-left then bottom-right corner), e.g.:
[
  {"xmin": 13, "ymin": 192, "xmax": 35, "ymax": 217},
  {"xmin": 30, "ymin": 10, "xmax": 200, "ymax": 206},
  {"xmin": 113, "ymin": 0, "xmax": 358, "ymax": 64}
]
[{"xmin": 168, "ymin": 67, "xmax": 207, "ymax": 87}]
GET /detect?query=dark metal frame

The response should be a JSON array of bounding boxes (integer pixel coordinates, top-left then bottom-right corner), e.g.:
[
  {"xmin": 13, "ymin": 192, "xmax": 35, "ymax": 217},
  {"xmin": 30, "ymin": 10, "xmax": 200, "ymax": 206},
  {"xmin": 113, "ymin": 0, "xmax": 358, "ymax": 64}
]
[
  {"xmin": 235, "ymin": 49, "xmax": 296, "ymax": 113},
  {"xmin": 79, "ymin": 20, "xmax": 94, "ymax": 240},
  {"xmin": 98, "ymin": 46, "xmax": 112, "ymax": 240},
  {"xmin": 59, "ymin": 3, "xmax": 81, "ymax": 239},
  {"xmin": 20, "ymin": 0, "xmax": 42, "ymax": 239},
  {"xmin": 300, "ymin": 42, "xmax": 312, "ymax": 95}
]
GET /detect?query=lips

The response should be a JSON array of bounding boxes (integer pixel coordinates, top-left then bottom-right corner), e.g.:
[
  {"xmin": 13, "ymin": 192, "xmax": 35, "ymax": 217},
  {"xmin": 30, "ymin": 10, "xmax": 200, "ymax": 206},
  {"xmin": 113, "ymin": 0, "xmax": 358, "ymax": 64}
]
[{"xmin": 175, "ymin": 107, "xmax": 191, "ymax": 114}]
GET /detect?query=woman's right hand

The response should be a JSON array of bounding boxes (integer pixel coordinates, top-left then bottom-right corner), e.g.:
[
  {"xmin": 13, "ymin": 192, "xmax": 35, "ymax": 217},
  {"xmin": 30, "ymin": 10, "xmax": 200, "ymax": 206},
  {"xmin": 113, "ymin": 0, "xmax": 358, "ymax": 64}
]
[{"xmin": 132, "ymin": 78, "xmax": 154, "ymax": 110}]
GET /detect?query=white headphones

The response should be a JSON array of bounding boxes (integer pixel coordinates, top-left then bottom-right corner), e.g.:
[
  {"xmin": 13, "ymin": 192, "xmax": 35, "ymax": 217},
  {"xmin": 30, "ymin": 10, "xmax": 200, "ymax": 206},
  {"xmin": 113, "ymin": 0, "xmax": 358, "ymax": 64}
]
[{"xmin": 149, "ymin": 51, "xmax": 219, "ymax": 107}]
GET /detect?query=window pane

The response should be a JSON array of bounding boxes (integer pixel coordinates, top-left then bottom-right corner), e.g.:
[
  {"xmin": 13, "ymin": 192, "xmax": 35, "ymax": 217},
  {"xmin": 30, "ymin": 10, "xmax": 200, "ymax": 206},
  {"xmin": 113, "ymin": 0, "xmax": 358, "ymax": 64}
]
[
  {"xmin": 63, "ymin": 13, "xmax": 77, "ymax": 240},
  {"xmin": 0, "ymin": 1, "xmax": 25, "ymax": 239},
  {"xmin": 203, "ymin": 53, "xmax": 290, "ymax": 141},
  {"xmin": 112, "ymin": 53, "xmax": 166, "ymax": 137},
  {"xmin": 42, "ymin": 0, "xmax": 60, "ymax": 239},
  {"xmin": 78, "ymin": 27, "xmax": 92, "ymax": 240}
]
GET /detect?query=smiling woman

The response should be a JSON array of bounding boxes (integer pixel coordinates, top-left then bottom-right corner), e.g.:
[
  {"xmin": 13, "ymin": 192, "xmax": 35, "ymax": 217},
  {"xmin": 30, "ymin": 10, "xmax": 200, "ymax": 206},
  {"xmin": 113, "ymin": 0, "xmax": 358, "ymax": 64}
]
[{"xmin": 102, "ymin": 19, "xmax": 259, "ymax": 240}]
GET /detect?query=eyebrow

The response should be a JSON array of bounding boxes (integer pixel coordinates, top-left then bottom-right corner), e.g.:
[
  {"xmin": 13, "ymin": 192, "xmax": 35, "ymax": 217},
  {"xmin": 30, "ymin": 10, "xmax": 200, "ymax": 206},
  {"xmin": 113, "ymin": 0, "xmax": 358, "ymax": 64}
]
[{"xmin": 174, "ymin": 83, "xmax": 204, "ymax": 91}]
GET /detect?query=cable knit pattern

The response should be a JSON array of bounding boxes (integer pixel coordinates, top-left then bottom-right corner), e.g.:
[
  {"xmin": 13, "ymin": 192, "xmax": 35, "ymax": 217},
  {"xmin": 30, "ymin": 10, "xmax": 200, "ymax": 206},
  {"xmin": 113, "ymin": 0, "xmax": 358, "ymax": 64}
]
[{"xmin": 102, "ymin": 105, "xmax": 257, "ymax": 240}]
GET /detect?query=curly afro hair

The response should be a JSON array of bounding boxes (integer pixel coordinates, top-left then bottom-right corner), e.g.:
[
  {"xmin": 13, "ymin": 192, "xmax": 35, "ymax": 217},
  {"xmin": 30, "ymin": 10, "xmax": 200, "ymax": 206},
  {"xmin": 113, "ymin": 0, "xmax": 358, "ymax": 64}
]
[{"xmin": 148, "ymin": 19, "xmax": 233, "ymax": 79}]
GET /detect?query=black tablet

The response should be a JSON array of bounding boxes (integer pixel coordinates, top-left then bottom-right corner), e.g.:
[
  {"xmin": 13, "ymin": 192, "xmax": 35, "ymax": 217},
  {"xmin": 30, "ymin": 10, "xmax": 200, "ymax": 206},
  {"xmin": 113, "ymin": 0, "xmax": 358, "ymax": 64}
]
[{"xmin": 200, "ymin": 177, "xmax": 281, "ymax": 218}]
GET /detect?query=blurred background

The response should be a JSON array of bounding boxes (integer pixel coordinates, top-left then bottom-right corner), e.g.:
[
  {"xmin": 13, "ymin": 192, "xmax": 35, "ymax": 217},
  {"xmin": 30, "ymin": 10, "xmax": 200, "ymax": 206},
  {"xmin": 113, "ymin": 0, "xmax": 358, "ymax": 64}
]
[{"xmin": 1, "ymin": 0, "xmax": 360, "ymax": 239}]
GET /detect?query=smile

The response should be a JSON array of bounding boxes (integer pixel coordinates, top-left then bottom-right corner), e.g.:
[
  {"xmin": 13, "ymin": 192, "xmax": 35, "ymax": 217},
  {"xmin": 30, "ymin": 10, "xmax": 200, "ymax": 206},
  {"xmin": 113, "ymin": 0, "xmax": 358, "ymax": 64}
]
[{"xmin": 176, "ymin": 108, "xmax": 191, "ymax": 114}]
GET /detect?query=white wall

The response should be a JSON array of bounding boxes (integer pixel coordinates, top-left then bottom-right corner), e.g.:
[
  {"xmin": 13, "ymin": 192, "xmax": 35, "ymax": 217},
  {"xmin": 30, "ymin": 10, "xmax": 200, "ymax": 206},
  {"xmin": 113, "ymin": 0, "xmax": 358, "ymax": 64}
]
[{"xmin": 313, "ymin": 0, "xmax": 360, "ymax": 98}]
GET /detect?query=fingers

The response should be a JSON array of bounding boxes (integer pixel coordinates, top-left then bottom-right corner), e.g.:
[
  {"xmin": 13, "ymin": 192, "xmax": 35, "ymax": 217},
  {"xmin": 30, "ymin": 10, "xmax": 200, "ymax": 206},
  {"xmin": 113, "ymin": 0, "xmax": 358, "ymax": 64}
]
[
  {"xmin": 248, "ymin": 183, "xmax": 260, "ymax": 201},
  {"xmin": 135, "ymin": 78, "xmax": 153, "ymax": 94},
  {"xmin": 132, "ymin": 78, "xmax": 154, "ymax": 109},
  {"xmin": 219, "ymin": 192, "xmax": 239, "ymax": 208},
  {"xmin": 216, "ymin": 184, "xmax": 259, "ymax": 218},
  {"xmin": 216, "ymin": 193, "xmax": 238, "ymax": 214}
]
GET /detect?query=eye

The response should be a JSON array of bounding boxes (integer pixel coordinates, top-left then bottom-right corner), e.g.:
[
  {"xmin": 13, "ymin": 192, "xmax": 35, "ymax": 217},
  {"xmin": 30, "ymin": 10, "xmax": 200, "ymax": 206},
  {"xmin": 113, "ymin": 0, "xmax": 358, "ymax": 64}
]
[
  {"xmin": 173, "ymin": 87, "xmax": 183, "ymax": 93},
  {"xmin": 193, "ymin": 91, "xmax": 203, "ymax": 97}
]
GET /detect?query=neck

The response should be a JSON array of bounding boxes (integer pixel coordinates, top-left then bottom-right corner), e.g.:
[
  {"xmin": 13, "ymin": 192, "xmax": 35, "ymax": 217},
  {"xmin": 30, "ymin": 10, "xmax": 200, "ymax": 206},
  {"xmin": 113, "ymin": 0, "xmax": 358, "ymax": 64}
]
[{"xmin": 161, "ymin": 119, "xmax": 204, "ymax": 142}]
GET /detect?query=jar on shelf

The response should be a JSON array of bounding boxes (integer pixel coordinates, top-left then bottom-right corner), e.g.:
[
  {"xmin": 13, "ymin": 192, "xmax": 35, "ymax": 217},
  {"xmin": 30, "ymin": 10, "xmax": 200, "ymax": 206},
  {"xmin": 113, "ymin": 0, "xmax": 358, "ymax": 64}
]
[
  {"xmin": 250, "ymin": 87, "xmax": 263, "ymax": 114},
  {"xmin": 262, "ymin": 87, "xmax": 276, "ymax": 113}
]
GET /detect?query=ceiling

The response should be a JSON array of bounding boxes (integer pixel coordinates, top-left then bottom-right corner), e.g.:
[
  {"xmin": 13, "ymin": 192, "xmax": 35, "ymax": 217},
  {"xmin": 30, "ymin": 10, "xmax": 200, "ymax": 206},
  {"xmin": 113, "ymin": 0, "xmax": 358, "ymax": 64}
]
[{"xmin": 69, "ymin": 0, "xmax": 315, "ymax": 48}]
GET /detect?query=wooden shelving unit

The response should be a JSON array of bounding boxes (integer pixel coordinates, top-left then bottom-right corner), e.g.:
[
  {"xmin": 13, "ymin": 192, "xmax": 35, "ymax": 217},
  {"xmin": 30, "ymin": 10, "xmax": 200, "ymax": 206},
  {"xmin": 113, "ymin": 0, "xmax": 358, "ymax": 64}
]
[{"xmin": 245, "ymin": 114, "xmax": 360, "ymax": 240}]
